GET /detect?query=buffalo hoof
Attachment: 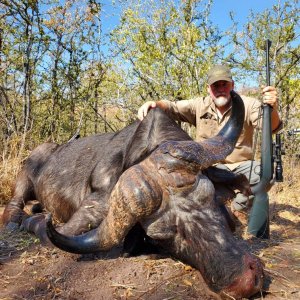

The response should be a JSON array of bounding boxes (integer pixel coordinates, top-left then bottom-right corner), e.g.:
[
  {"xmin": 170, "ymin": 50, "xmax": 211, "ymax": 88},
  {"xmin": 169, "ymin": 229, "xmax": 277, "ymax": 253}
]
[
  {"xmin": 221, "ymin": 254, "xmax": 264, "ymax": 299},
  {"xmin": 1, "ymin": 206, "xmax": 28, "ymax": 227},
  {"xmin": 5, "ymin": 221, "xmax": 20, "ymax": 232},
  {"xmin": 21, "ymin": 214, "xmax": 52, "ymax": 245}
]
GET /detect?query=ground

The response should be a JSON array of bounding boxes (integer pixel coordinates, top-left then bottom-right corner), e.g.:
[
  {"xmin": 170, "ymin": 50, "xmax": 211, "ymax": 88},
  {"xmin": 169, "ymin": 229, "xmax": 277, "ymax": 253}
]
[{"xmin": 0, "ymin": 183, "xmax": 299, "ymax": 300}]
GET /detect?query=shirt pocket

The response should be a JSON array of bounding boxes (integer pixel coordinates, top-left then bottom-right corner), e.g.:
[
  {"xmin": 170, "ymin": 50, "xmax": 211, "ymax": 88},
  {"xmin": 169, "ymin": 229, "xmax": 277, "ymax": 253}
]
[{"xmin": 197, "ymin": 118, "xmax": 219, "ymax": 140}]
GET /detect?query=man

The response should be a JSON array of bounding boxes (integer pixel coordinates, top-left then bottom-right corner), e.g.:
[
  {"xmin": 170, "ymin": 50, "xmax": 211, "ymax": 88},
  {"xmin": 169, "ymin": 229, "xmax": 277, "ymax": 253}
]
[{"xmin": 138, "ymin": 64, "xmax": 282, "ymax": 221}]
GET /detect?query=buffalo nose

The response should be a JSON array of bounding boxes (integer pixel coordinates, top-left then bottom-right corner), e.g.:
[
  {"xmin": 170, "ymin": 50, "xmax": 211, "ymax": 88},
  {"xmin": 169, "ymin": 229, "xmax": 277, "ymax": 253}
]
[{"xmin": 222, "ymin": 254, "xmax": 264, "ymax": 299}]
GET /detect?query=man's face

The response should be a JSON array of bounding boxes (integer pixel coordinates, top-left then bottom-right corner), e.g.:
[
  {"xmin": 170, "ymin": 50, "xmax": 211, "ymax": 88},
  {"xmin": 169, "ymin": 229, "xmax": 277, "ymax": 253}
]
[{"xmin": 207, "ymin": 80, "xmax": 234, "ymax": 108}]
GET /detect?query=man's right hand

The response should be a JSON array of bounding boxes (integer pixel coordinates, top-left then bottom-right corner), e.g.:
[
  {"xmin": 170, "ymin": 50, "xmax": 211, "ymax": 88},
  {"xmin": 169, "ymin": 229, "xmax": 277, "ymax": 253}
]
[{"xmin": 137, "ymin": 101, "xmax": 157, "ymax": 120}]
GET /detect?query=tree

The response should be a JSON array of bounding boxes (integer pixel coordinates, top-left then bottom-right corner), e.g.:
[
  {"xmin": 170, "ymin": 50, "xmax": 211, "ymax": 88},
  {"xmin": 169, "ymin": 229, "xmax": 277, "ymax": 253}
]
[
  {"xmin": 37, "ymin": 0, "xmax": 109, "ymax": 140},
  {"xmin": 0, "ymin": 0, "xmax": 111, "ymax": 152},
  {"xmin": 110, "ymin": 0, "xmax": 224, "ymax": 107},
  {"xmin": 0, "ymin": 0, "xmax": 48, "ymax": 156},
  {"xmin": 227, "ymin": 0, "xmax": 300, "ymax": 162},
  {"xmin": 227, "ymin": 0, "xmax": 299, "ymax": 123}
]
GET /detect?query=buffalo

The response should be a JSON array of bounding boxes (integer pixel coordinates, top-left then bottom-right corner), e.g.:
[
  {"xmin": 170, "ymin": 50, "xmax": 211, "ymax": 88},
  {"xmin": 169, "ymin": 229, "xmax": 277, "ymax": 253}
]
[{"xmin": 2, "ymin": 91, "xmax": 264, "ymax": 299}]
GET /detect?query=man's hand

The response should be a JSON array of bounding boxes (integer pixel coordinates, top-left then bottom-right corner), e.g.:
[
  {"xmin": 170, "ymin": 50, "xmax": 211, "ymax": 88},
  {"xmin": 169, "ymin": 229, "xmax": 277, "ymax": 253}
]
[
  {"xmin": 262, "ymin": 86, "xmax": 278, "ymax": 109},
  {"xmin": 138, "ymin": 101, "xmax": 157, "ymax": 120},
  {"xmin": 262, "ymin": 86, "xmax": 282, "ymax": 131}
]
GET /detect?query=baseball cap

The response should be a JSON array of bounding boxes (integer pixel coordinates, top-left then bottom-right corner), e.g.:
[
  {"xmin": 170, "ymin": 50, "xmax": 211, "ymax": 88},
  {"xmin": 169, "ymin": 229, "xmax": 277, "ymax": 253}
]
[{"xmin": 207, "ymin": 65, "xmax": 233, "ymax": 85}]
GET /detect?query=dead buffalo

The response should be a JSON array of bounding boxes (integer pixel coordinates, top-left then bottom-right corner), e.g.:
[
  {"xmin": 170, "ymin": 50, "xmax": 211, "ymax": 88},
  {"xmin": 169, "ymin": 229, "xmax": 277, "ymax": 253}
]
[{"xmin": 2, "ymin": 91, "xmax": 264, "ymax": 299}]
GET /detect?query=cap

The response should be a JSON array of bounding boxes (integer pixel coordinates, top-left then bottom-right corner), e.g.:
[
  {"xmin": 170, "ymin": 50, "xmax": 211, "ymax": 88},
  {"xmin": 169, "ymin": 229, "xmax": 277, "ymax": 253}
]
[{"xmin": 207, "ymin": 65, "xmax": 233, "ymax": 85}]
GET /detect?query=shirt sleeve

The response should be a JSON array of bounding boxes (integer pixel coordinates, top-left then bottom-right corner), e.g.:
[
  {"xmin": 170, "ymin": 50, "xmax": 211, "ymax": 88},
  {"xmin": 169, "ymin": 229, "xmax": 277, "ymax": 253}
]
[
  {"xmin": 248, "ymin": 98, "xmax": 263, "ymax": 129},
  {"xmin": 160, "ymin": 99, "xmax": 197, "ymax": 126},
  {"xmin": 248, "ymin": 97, "xmax": 283, "ymax": 133}
]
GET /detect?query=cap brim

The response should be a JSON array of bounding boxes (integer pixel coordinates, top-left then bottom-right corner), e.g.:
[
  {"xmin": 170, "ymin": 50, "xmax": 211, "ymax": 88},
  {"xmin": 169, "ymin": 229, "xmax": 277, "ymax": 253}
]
[{"xmin": 208, "ymin": 77, "xmax": 233, "ymax": 85}]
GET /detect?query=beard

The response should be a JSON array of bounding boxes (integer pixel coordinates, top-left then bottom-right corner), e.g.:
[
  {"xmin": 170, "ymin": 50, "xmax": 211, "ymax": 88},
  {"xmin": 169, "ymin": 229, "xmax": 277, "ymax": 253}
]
[{"xmin": 214, "ymin": 96, "xmax": 231, "ymax": 108}]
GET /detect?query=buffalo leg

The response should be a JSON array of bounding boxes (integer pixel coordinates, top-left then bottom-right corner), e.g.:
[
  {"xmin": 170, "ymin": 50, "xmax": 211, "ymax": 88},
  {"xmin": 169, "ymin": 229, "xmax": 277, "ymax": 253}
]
[
  {"xmin": 58, "ymin": 200, "xmax": 107, "ymax": 235},
  {"xmin": 1, "ymin": 170, "xmax": 35, "ymax": 228},
  {"xmin": 22, "ymin": 214, "xmax": 49, "ymax": 244}
]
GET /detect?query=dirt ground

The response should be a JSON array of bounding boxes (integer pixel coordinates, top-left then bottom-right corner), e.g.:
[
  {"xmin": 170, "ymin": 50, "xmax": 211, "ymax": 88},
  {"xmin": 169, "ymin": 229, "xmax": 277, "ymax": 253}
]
[{"xmin": 0, "ymin": 190, "xmax": 299, "ymax": 300}]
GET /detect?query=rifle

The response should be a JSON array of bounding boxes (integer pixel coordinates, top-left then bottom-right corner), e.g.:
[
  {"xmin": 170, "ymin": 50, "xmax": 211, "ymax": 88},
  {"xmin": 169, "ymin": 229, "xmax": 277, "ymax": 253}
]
[{"xmin": 248, "ymin": 39, "xmax": 284, "ymax": 238}]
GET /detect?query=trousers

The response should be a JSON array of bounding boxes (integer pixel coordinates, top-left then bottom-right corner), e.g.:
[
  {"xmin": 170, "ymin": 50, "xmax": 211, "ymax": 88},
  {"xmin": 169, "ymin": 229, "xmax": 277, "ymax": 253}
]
[{"xmin": 215, "ymin": 160, "xmax": 266, "ymax": 212}]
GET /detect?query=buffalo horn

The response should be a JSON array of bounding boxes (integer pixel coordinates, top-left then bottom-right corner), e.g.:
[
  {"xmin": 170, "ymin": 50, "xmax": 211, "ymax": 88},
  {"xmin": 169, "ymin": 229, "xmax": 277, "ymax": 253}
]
[
  {"xmin": 159, "ymin": 91, "xmax": 245, "ymax": 169},
  {"xmin": 46, "ymin": 171, "xmax": 162, "ymax": 254}
]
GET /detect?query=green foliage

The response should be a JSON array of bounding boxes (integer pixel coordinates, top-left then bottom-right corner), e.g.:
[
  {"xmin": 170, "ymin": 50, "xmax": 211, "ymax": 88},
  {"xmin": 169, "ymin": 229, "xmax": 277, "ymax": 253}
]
[
  {"xmin": 0, "ymin": 0, "xmax": 299, "ymax": 168},
  {"xmin": 0, "ymin": 0, "xmax": 121, "ymax": 155},
  {"xmin": 228, "ymin": 0, "xmax": 299, "ymax": 101},
  {"xmin": 110, "ymin": 0, "xmax": 223, "ymax": 103},
  {"xmin": 227, "ymin": 0, "xmax": 300, "ymax": 159}
]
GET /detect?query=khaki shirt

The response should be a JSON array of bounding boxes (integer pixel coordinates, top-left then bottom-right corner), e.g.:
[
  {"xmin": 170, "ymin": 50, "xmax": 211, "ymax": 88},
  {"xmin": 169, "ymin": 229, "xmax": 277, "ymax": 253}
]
[{"xmin": 161, "ymin": 95, "xmax": 280, "ymax": 170}]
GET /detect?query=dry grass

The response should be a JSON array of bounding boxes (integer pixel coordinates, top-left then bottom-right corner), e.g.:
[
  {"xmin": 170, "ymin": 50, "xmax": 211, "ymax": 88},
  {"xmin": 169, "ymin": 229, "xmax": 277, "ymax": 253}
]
[
  {"xmin": 0, "ymin": 157, "xmax": 299, "ymax": 299},
  {"xmin": 0, "ymin": 157, "xmax": 23, "ymax": 206},
  {"xmin": 269, "ymin": 159, "xmax": 300, "ymax": 237},
  {"xmin": 0, "ymin": 136, "xmax": 29, "ymax": 205},
  {"xmin": 0, "ymin": 229, "xmax": 38, "ymax": 263}
]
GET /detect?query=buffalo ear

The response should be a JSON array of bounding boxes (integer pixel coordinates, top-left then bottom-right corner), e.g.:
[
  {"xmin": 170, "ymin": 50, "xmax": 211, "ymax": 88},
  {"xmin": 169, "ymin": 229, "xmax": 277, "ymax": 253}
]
[
  {"xmin": 124, "ymin": 108, "xmax": 191, "ymax": 169},
  {"xmin": 205, "ymin": 167, "xmax": 251, "ymax": 198}
]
